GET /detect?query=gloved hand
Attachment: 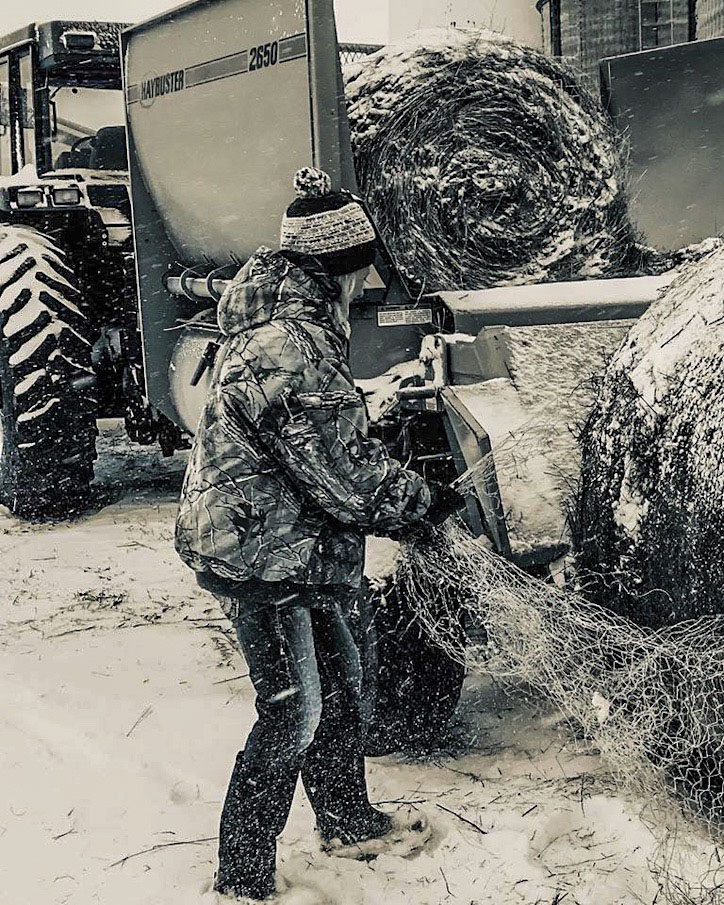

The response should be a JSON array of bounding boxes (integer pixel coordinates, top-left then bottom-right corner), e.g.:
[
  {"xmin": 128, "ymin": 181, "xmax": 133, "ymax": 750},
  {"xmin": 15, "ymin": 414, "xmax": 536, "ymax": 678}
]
[
  {"xmin": 381, "ymin": 481, "xmax": 466, "ymax": 542},
  {"xmin": 424, "ymin": 480, "xmax": 467, "ymax": 526},
  {"xmin": 384, "ymin": 519, "xmax": 435, "ymax": 544}
]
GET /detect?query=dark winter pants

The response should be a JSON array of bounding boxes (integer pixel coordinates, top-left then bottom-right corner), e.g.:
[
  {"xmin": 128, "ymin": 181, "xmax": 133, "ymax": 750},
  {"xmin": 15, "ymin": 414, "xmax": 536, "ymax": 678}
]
[{"xmin": 214, "ymin": 582, "xmax": 384, "ymax": 900}]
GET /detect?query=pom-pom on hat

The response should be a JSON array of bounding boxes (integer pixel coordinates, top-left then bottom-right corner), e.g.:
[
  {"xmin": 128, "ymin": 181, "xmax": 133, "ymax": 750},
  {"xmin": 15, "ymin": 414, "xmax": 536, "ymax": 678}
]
[
  {"xmin": 294, "ymin": 167, "xmax": 332, "ymax": 199},
  {"xmin": 280, "ymin": 167, "xmax": 377, "ymax": 276}
]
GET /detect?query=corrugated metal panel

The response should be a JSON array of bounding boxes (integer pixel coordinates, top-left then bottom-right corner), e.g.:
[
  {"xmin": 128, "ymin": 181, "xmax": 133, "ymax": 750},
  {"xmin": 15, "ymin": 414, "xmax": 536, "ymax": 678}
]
[
  {"xmin": 601, "ymin": 37, "xmax": 724, "ymax": 248},
  {"xmin": 543, "ymin": 0, "xmax": 694, "ymax": 84},
  {"xmin": 697, "ymin": 0, "xmax": 724, "ymax": 37}
]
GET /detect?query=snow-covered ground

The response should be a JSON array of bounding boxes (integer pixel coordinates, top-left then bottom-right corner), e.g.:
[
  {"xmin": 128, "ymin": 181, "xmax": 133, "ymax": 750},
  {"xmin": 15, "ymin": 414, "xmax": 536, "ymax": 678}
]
[{"xmin": 0, "ymin": 422, "xmax": 700, "ymax": 905}]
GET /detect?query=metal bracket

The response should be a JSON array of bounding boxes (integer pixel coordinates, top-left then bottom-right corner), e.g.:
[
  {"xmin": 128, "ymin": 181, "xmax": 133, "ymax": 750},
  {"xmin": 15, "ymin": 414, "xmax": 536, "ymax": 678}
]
[
  {"xmin": 205, "ymin": 264, "xmax": 234, "ymax": 302},
  {"xmin": 179, "ymin": 266, "xmax": 202, "ymax": 302}
]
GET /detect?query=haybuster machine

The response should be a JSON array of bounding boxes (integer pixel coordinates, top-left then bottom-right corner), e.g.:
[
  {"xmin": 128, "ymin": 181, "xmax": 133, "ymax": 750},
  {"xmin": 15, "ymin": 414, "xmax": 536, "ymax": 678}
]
[
  {"xmin": 123, "ymin": 0, "xmax": 674, "ymax": 572},
  {"xmin": 0, "ymin": 6, "xmax": 377, "ymax": 517}
]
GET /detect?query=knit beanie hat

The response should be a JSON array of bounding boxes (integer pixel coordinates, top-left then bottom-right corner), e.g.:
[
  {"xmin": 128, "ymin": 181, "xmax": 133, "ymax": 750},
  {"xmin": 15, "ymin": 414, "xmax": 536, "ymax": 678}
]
[{"xmin": 280, "ymin": 167, "xmax": 377, "ymax": 276}]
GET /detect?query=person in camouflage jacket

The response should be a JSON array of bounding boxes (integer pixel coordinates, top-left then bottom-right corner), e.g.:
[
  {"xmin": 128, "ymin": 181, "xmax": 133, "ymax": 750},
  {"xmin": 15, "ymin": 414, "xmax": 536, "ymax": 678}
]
[
  {"xmin": 174, "ymin": 244, "xmax": 430, "ymax": 589},
  {"xmin": 175, "ymin": 169, "xmax": 459, "ymax": 902}
]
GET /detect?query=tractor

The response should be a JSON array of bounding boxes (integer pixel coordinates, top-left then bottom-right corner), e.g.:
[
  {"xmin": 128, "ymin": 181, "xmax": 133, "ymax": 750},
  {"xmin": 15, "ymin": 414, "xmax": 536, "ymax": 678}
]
[
  {"xmin": 0, "ymin": 21, "xmax": 149, "ymax": 518},
  {"xmin": 1, "ymin": 0, "xmax": 718, "ymax": 750}
]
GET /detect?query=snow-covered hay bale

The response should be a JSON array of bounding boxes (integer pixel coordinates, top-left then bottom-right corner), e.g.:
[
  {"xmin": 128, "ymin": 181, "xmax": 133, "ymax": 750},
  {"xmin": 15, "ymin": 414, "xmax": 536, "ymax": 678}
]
[
  {"xmin": 345, "ymin": 29, "xmax": 638, "ymax": 291},
  {"xmin": 574, "ymin": 244, "xmax": 724, "ymax": 628}
]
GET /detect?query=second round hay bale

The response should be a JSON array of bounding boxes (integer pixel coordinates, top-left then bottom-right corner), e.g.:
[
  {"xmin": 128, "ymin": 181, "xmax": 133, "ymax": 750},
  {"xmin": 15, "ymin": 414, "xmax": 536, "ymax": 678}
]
[
  {"xmin": 345, "ymin": 29, "xmax": 640, "ymax": 292},
  {"xmin": 574, "ymin": 244, "xmax": 724, "ymax": 627}
]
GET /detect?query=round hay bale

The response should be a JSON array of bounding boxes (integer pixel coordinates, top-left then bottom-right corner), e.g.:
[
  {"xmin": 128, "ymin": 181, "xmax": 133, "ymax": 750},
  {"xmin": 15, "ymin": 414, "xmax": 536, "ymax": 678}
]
[
  {"xmin": 345, "ymin": 29, "xmax": 640, "ymax": 291},
  {"xmin": 574, "ymin": 244, "xmax": 724, "ymax": 627}
]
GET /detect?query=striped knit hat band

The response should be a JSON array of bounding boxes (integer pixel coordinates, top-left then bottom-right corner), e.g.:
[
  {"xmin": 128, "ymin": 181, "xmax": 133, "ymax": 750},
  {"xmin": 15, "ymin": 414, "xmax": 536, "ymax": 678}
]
[
  {"xmin": 281, "ymin": 202, "xmax": 376, "ymax": 254},
  {"xmin": 280, "ymin": 167, "xmax": 377, "ymax": 276}
]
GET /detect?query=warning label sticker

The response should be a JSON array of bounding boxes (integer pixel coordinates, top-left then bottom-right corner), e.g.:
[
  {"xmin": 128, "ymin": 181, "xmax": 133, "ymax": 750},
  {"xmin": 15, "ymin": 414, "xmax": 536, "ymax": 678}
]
[{"xmin": 377, "ymin": 307, "xmax": 432, "ymax": 328}]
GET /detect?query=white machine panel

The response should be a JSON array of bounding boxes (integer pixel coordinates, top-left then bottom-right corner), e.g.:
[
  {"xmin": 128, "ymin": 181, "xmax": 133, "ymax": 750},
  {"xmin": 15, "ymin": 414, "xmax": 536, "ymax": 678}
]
[{"xmin": 125, "ymin": 0, "xmax": 313, "ymax": 263}]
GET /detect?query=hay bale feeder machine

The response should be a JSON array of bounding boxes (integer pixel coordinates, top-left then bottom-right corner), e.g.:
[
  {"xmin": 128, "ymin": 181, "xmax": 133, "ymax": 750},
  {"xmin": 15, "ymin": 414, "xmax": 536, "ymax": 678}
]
[{"xmin": 0, "ymin": 0, "xmax": 700, "ymax": 573}]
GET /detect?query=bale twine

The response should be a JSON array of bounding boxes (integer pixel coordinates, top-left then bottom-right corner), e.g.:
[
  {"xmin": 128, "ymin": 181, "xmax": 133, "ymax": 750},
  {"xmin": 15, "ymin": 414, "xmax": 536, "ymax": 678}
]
[
  {"xmin": 345, "ymin": 29, "xmax": 641, "ymax": 292},
  {"xmin": 395, "ymin": 523, "xmax": 724, "ymax": 900},
  {"xmin": 574, "ymin": 243, "xmax": 724, "ymax": 628}
]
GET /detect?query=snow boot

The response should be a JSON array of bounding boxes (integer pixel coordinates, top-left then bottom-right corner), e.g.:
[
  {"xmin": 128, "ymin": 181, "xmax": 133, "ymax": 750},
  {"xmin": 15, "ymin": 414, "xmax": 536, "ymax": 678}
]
[
  {"xmin": 320, "ymin": 805, "xmax": 432, "ymax": 861},
  {"xmin": 214, "ymin": 749, "xmax": 294, "ymax": 902},
  {"xmin": 205, "ymin": 892, "xmax": 279, "ymax": 904},
  {"xmin": 213, "ymin": 872, "xmax": 276, "ymax": 903},
  {"xmin": 205, "ymin": 874, "xmax": 328, "ymax": 904},
  {"xmin": 205, "ymin": 891, "xmax": 275, "ymax": 904},
  {"xmin": 214, "ymin": 820, "xmax": 277, "ymax": 901}
]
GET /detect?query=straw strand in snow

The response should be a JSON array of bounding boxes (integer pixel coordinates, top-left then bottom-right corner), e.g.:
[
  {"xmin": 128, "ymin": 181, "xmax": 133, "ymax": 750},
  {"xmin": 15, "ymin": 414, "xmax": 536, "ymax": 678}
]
[{"xmin": 345, "ymin": 29, "xmax": 640, "ymax": 291}]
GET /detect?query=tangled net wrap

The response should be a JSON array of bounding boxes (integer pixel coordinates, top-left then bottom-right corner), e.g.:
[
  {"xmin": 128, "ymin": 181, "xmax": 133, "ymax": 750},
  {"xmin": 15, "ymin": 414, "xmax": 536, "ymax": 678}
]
[
  {"xmin": 396, "ymin": 523, "xmax": 724, "ymax": 898},
  {"xmin": 345, "ymin": 29, "xmax": 639, "ymax": 291},
  {"xmin": 574, "ymin": 243, "xmax": 724, "ymax": 628}
]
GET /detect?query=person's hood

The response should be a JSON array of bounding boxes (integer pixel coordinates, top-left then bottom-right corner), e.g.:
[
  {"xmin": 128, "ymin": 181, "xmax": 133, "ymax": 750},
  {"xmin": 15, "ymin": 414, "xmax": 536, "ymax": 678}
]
[{"xmin": 216, "ymin": 247, "xmax": 339, "ymax": 337}]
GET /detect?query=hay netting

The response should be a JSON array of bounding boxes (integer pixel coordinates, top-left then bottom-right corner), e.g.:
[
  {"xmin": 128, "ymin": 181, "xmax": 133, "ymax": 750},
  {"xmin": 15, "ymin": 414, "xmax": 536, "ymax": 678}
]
[
  {"xmin": 574, "ymin": 244, "xmax": 724, "ymax": 628},
  {"xmin": 345, "ymin": 29, "xmax": 641, "ymax": 291},
  {"xmin": 395, "ymin": 523, "xmax": 724, "ymax": 887}
]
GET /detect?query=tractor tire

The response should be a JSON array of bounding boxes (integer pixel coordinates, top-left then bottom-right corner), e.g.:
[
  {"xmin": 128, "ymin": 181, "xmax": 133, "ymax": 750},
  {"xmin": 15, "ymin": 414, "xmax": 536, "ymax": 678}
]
[{"xmin": 0, "ymin": 226, "xmax": 98, "ymax": 519}]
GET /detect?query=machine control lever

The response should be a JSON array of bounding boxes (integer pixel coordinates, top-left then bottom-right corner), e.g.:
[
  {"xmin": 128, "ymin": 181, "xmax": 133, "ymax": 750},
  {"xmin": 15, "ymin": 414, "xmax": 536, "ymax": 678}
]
[{"xmin": 190, "ymin": 341, "xmax": 221, "ymax": 387}]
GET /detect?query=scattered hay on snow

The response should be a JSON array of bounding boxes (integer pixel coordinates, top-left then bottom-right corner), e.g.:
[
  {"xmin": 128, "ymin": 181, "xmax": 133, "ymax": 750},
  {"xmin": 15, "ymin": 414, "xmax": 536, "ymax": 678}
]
[{"xmin": 345, "ymin": 28, "xmax": 641, "ymax": 292}]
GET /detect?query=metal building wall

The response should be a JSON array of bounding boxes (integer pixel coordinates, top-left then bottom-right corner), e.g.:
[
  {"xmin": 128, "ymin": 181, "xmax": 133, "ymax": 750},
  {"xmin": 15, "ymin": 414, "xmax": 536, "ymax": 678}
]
[
  {"xmin": 697, "ymin": 0, "xmax": 724, "ymax": 37},
  {"xmin": 542, "ymin": 0, "xmax": 693, "ymax": 83}
]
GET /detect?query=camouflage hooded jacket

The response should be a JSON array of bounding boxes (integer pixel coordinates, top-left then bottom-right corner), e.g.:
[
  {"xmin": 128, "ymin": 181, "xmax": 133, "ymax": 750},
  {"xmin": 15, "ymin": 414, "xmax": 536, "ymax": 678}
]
[{"xmin": 175, "ymin": 248, "xmax": 430, "ymax": 589}]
